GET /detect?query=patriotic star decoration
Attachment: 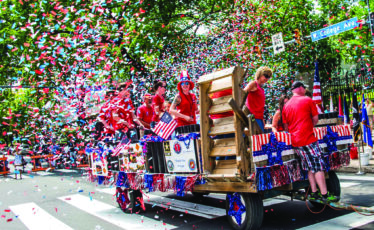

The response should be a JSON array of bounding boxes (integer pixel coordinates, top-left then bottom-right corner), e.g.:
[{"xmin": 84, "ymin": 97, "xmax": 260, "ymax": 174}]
[{"xmin": 227, "ymin": 193, "xmax": 246, "ymax": 226}]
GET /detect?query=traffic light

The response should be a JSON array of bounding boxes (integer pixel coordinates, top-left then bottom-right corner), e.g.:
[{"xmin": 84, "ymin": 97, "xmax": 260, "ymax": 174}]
[
  {"xmin": 293, "ymin": 29, "xmax": 301, "ymax": 45},
  {"xmin": 369, "ymin": 12, "xmax": 374, "ymax": 42}
]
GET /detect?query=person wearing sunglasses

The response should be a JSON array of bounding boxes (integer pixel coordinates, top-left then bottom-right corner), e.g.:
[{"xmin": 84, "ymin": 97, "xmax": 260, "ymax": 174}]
[
  {"xmin": 151, "ymin": 80, "xmax": 167, "ymax": 125},
  {"xmin": 244, "ymin": 66, "xmax": 273, "ymax": 133},
  {"xmin": 169, "ymin": 70, "xmax": 198, "ymax": 127}
]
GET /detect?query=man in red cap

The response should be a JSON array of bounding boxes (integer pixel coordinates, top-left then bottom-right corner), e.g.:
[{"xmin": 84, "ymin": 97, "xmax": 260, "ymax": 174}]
[
  {"xmin": 170, "ymin": 70, "xmax": 198, "ymax": 127},
  {"xmin": 137, "ymin": 93, "xmax": 154, "ymax": 132},
  {"xmin": 283, "ymin": 81, "xmax": 337, "ymax": 203}
]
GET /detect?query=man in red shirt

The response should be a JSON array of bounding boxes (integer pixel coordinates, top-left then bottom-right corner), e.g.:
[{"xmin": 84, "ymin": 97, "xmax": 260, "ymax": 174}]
[
  {"xmin": 137, "ymin": 93, "xmax": 154, "ymax": 130},
  {"xmin": 283, "ymin": 81, "xmax": 337, "ymax": 203}
]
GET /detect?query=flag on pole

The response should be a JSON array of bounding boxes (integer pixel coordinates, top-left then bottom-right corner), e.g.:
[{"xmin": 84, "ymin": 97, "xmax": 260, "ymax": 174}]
[
  {"xmin": 338, "ymin": 95, "xmax": 344, "ymax": 117},
  {"xmin": 343, "ymin": 94, "xmax": 350, "ymax": 124},
  {"xmin": 329, "ymin": 94, "xmax": 334, "ymax": 112},
  {"xmin": 352, "ymin": 91, "xmax": 362, "ymax": 142},
  {"xmin": 112, "ymin": 137, "xmax": 130, "ymax": 156},
  {"xmin": 312, "ymin": 62, "xmax": 323, "ymax": 114},
  {"xmin": 361, "ymin": 94, "xmax": 373, "ymax": 148},
  {"xmin": 152, "ymin": 112, "xmax": 177, "ymax": 140}
]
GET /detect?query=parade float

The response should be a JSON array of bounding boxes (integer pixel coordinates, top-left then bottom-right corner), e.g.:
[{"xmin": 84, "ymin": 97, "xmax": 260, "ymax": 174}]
[{"xmin": 87, "ymin": 66, "xmax": 354, "ymax": 230}]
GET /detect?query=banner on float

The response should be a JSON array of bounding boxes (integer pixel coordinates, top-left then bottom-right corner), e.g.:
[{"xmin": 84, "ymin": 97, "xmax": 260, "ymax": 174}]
[
  {"xmin": 121, "ymin": 143, "xmax": 145, "ymax": 172},
  {"xmin": 311, "ymin": 17, "xmax": 359, "ymax": 42},
  {"xmin": 90, "ymin": 149, "xmax": 108, "ymax": 176},
  {"xmin": 164, "ymin": 140, "xmax": 198, "ymax": 173}
]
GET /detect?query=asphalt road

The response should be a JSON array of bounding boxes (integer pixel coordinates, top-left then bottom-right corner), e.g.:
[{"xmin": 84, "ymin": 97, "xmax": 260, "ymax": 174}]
[{"xmin": 1, "ymin": 169, "xmax": 374, "ymax": 230}]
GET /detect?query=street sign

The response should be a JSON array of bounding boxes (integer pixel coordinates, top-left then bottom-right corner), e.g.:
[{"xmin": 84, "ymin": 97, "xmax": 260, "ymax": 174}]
[
  {"xmin": 271, "ymin": 32, "xmax": 285, "ymax": 54},
  {"xmin": 311, "ymin": 17, "xmax": 359, "ymax": 42}
]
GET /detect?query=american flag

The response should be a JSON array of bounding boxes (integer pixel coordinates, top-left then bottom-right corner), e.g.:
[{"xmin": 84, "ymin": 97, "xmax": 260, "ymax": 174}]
[
  {"xmin": 112, "ymin": 137, "xmax": 130, "ymax": 156},
  {"xmin": 312, "ymin": 62, "xmax": 324, "ymax": 114},
  {"xmin": 153, "ymin": 112, "xmax": 177, "ymax": 140}
]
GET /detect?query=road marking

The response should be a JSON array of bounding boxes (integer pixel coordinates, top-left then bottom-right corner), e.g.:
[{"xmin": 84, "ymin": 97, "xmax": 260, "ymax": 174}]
[
  {"xmin": 297, "ymin": 205, "xmax": 374, "ymax": 230},
  {"xmin": 35, "ymin": 171, "xmax": 54, "ymax": 176},
  {"xmin": 340, "ymin": 182, "xmax": 359, "ymax": 188},
  {"xmin": 338, "ymin": 175, "xmax": 374, "ymax": 182},
  {"xmin": 59, "ymin": 194, "xmax": 177, "ymax": 229},
  {"xmin": 9, "ymin": 202, "xmax": 73, "ymax": 230},
  {"xmin": 54, "ymin": 169, "xmax": 78, "ymax": 173}
]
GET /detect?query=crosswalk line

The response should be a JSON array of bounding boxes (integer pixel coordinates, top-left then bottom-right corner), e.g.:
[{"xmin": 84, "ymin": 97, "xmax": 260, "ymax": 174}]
[
  {"xmin": 59, "ymin": 194, "xmax": 177, "ymax": 229},
  {"xmin": 340, "ymin": 182, "xmax": 359, "ymax": 188},
  {"xmin": 297, "ymin": 205, "xmax": 374, "ymax": 230},
  {"xmin": 338, "ymin": 175, "xmax": 374, "ymax": 182},
  {"xmin": 96, "ymin": 187, "xmax": 288, "ymax": 219},
  {"xmin": 54, "ymin": 169, "xmax": 78, "ymax": 173},
  {"xmin": 9, "ymin": 202, "xmax": 73, "ymax": 230}
]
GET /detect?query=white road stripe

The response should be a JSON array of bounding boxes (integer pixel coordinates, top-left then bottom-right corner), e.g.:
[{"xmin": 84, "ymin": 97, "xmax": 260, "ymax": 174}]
[
  {"xmin": 54, "ymin": 169, "xmax": 78, "ymax": 173},
  {"xmin": 9, "ymin": 202, "xmax": 73, "ymax": 230},
  {"xmin": 297, "ymin": 205, "xmax": 374, "ymax": 230},
  {"xmin": 338, "ymin": 175, "xmax": 374, "ymax": 182},
  {"xmin": 340, "ymin": 182, "xmax": 359, "ymax": 188},
  {"xmin": 59, "ymin": 194, "xmax": 177, "ymax": 229}
]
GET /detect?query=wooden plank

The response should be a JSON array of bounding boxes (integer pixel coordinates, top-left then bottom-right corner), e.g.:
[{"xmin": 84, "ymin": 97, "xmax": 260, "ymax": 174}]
[
  {"xmin": 193, "ymin": 181, "xmax": 257, "ymax": 193},
  {"xmin": 215, "ymin": 159, "xmax": 237, "ymax": 169},
  {"xmin": 210, "ymin": 146, "xmax": 237, "ymax": 157},
  {"xmin": 228, "ymin": 98, "xmax": 249, "ymax": 126},
  {"xmin": 198, "ymin": 67, "xmax": 235, "ymax": 84},
  {"xmin": 209, "ymin": 123, "xmax": 235, "ymax": 136},
  {"xmin": 214, "ymin": 137, "xmax": 236, "ymax": 147},
  {"xmin": 212, "ymin": 116, "xmax": 234, "ymax": 126},
  {"xmin": 211, "ymin": 95, "xmax": 232, "ymax": 105},
  {"xmin": 208, "ymin": 76, "xmax": 232, "ymax": 94},
  {"xmin": 199, "ymin": 83, "xmax": 215, "ymax": 174},
  {"xmin": 231, "ymin": 66, "xmax": 249, "ymax": 179},
  {"xmin": 208, "ymin": 103, "xmax": 232, "ymax": 115},
  {"xmin": 212, "ymin": 168, "xmax": 238, "ymax": 174}
]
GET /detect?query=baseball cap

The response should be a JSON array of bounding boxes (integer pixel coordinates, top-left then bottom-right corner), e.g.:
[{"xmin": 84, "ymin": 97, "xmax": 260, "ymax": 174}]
[{"xmin": 291, "ymin": 81, "xmax": 306, "ymax": 90}]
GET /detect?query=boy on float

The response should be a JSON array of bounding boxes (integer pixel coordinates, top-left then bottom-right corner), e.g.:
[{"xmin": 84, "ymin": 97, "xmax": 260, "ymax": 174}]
[
  {"xmin": 151, "ymin": 80, "xmax": 167, "ymax": 127},
  {"xmin": 137, "ymin": 93, "xmax": 155, "ymax": 137},
  {"xmin": 244, "ymin": 66, "xmax": 273, "ymax": 133},
  {"xmin": 169, "ymin": 70, "xmax": 198, "ymax": 127},
  {"xmin": 283, "ymin": 81, "xmax": 338, "ymax": 203}
]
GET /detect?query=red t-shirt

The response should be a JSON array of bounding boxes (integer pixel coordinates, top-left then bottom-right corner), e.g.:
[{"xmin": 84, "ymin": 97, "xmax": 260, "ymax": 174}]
[
  {"xmin": 137, "ymin": 105, "xmax": 154, "ymax": 125},
  {"xmin": 152, "ymin": 94, "xmax": 165, "ymax": 122},
  {"xmin": 176, "ymin": 92, "xmax": 197, "ymax": 127},
  {"xmin": 245, "ymin": 81, "xmax": 265, "ymax": 120},
  {"xmin": 282, "ymin": 96, "xmax": 318, "ymax": 147},
  {"xmin": 210, "ymin": 89, "xmax": 234, "ymax": 119}
]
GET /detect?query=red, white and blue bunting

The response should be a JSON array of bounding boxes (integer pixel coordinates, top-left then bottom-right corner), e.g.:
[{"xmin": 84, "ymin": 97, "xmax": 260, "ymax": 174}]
[
  {"xmin": 115, "ymin": 171, "xmax": 206, "ymax": 197},
  {"xmin": 314, "ymin": 125, "xmax": 353, "ymax": 148},
  {"xmin": 251, "ymin": 132, "xmax": 294, "ymax": 164}
]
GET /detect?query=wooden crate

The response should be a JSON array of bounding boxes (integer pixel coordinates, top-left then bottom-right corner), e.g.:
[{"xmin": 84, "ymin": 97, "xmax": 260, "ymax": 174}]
[{"xmin": 197, "ymin": 66, "xmax": 251, "ymax": 183}]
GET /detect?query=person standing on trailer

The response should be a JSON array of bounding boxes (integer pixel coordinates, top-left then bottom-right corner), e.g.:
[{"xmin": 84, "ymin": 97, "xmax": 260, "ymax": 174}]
[
  {"xmin": 271, "ymin": 95, "xmax": 290, "ymax": 133},
  {"xmin": 243, "ymin": 66, "xmax": 273, "ymax": 133},
  {"xmin": 151, "ymin": 80, "xmax": 167, "ymax": 126},
  {"xmin": 169, "ymin": 70, "xmax": 198, "ymax": 127},
  {"xmin": 137, "ymin": 93, "xmax": 155, "ymax": 137},
  {"xmin": 282, "ymin": 81, "xmax": 337, "ymax": 203}
]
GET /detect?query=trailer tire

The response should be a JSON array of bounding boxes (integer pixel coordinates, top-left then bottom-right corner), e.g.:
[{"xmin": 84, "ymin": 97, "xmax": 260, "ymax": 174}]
[{"xmin": 226, "ymin": 193, "xmax": 263, "ymax": 230}]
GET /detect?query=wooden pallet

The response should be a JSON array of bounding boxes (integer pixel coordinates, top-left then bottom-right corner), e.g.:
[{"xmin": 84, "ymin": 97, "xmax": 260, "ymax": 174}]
[{"xmin": 198, "ymin": 66, "xmax": 251, "ymax": 183}]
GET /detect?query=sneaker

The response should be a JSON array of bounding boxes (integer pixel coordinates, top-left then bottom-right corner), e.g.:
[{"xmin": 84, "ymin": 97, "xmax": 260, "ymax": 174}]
[
  {"xmin": 308, "ymin": 192, "xmax": 321, "ymax": 201},
  {"xmin": 321, "ymin": 192, "xmax": 339, "ymax": 204}
]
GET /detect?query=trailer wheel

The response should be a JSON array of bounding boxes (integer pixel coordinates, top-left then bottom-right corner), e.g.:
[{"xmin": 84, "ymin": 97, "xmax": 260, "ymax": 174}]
[
  {"xmin": 126, "ymin": 189, "xmax": 145, "ymax": 213},
  {"xmin": 116, "ymin": 187, "xmax": 130, "ymax": 212},
  {"xmin": 226, "ymin": 193, "xmax": 263, "ymax": 230}
]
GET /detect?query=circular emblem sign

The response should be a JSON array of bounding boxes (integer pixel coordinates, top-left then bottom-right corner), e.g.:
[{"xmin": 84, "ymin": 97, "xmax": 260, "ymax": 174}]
[
  {"xmin": 188, "ymin": 159, "xmax": 196, "ymax": 171},
  {"xmin": 173, "ymin": 142, "xmax": 182, "ymax": 154},
  {"xmin": 167, "ymin": 160, "xmax": 174, "ymax": 172}
]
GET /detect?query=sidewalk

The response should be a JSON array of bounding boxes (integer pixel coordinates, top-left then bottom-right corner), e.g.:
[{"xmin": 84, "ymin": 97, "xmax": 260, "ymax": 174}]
[{"xmin": 336, "ymin": 153, "xmax": 374, "ymax": 174}]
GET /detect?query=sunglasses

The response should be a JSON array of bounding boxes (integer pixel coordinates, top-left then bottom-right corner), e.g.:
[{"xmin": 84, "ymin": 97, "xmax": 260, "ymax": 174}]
[
  {"xmin": 263, "ymin": 74, "xmax": 271, "ymax": 79},
  {"xmin": 181, "ymin": 82, "xmax": 190, "ymax": 86}
]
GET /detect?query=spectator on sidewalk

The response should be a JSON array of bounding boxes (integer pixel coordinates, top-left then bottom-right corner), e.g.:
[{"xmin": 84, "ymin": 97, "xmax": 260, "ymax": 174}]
[{"xmin": 367, "ymin": 98, "xmax": 373, "ymax": 130}]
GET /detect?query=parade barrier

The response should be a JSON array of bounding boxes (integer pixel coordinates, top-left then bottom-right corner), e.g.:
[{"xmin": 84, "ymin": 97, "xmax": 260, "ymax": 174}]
[
  {"xmin": 87, "ymin": 66, "xmax": 360, "ymax": 230},
  {"xmin": 0, "ymin": 156, "xmax": 10, "ymax": 176},
  {"xmin": 30, "ymin": 154, "xmax": 55, "ymax": 172}
]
